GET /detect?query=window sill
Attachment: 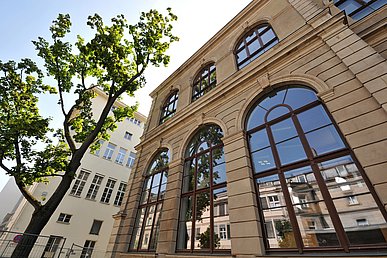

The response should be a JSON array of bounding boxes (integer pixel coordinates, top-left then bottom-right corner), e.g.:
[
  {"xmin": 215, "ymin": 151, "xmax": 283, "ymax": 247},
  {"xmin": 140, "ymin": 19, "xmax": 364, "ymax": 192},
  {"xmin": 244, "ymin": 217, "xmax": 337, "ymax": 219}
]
[{"xmin": 56, "ymin": 221, "xmax": 70, "ymax": 225}]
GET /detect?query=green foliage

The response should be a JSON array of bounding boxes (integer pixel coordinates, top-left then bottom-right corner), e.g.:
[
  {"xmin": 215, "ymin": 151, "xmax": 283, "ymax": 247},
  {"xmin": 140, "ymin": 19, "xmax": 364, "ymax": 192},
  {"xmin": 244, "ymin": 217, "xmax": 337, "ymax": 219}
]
[
  {"xmin": 198, "ymin": 227, "xmax": 220, "ymax": 249},
  {"xmin": 0, "ymin": 9, "xmax": 178, "ymax": 208},
  {"xmin": 0, "ymin": 59, "xmax": 66, "ymax": 187}
]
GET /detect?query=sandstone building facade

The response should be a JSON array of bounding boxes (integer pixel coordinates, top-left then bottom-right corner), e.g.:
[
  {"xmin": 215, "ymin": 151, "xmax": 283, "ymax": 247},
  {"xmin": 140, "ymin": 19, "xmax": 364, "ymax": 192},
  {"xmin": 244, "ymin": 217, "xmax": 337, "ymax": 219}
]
[{"xmin": 108, "ymin": 0, "xmax": 387, "ymax": 257}]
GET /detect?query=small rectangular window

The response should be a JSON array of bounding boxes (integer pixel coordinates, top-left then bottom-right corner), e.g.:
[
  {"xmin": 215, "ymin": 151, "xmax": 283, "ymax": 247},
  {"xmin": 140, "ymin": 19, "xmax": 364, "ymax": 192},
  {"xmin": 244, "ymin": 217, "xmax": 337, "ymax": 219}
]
[
  {"xmin": 103, "ymin": 143, "xmax": 116, "ymax": 160},
  {"xmin": 100, "ymin": 178, "xmax": 116, "ymax": 203},
  {"xmin": 126, "ymin": 152, "xmax": 136, "ymax": 168},
  {"xmin": 356, "ymin": 219, "xmax": 368, "ymax": 226},
  {"xmin": 115, "ymin": 148, "xmax": 127, "ymax": 165},
  {"xmin": 268, "ymin": 195, "xmax": 280, "ymax": 208},
  {"xmin": 81, "ymin": 240, "xmax": 96, "ymax": 258},
  {"xmin": 86, "ymin": 175, "xmax": 104, "ymax": 200},
  {"xmin": 124, "ymin": 131, "xmax": 133, "ymax": 140},
  {"xmin": 57, "ymin": 213, "xmax": 72, "ymax": 223},
  {"xmin": 70, "ymin": 170, "xmax": 90, "ymax": 197},
  {"xmin": 90, "ymin": 220, "xmax": 103, "ymax": 235},
  {"xmin": 114, "ymin": 182, "xmax": 127, "ymax": 206}
]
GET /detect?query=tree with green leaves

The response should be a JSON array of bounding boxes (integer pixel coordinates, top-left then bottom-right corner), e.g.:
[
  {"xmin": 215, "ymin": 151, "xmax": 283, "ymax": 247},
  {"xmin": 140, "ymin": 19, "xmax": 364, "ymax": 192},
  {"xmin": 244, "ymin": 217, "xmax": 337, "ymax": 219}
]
[{"xmin": 0, "ymin": 9, "xmax": 178, "ymax": 258}]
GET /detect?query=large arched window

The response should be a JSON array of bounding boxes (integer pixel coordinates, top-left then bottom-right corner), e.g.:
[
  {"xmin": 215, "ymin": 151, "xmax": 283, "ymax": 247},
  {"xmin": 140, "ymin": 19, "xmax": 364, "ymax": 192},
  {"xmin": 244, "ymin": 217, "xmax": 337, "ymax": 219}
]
[
  {"xmin": 129, "ymin": 149, "xmax": 170, "ymax": 252},
  {"xmin": 333, "ymin": 0, "xmax": 385, "ymax": 20},
  {"xmin": 235, "ymin": 24, "xmax": 279, "ymax": 69},
  {"xmin": 246, "ymin": 86, "xmax": 387, "ymax": 253},
  {"xmin": 160, "ymin": 91, "xmax": 179, "ymax": 124},
  {"xmin": 177, "ymin": 125, "xmax": 229, "ymax": 253},
  {"xmin": 192, "ymin": 63, "xmax": 217, "ymax": 102}
]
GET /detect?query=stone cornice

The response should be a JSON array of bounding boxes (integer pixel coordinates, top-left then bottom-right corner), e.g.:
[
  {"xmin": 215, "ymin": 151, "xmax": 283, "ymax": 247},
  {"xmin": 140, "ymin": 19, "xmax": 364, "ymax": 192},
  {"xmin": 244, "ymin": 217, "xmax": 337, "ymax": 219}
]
[{"xmin": 138, "ymin": 11, "xmax": 348, "ymax": 149}]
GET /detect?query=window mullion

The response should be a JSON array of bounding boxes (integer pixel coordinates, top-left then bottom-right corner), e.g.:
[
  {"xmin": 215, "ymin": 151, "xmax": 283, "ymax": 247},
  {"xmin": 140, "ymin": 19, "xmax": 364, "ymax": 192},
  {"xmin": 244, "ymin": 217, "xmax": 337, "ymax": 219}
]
[{"xmin": 266, "ymin": 124, "xmax": 304, "ymax": 253}]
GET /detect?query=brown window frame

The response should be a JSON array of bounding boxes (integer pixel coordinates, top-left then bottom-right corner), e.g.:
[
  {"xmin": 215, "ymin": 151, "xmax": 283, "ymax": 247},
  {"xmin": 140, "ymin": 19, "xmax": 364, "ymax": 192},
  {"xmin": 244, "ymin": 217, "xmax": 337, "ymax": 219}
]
[
  {"xmin": 129, "ymin": 150, "xmax": 169, "ymax": 252},
  {"xmin": 160, "ymin": 90, "xmax": 179, "ymax": 124},
  {"xmin": 246, "ymin": 86, "xmax": 387, "ymax": 254},
  {"xmin": 333, "ymin": 0, "xmax": 385, "ymax": 20},
  {"xmin": 192, "ymin": 63, "xmax": 217, "ymax": 102},
  {"xmin": 235, "ymin": 24, "xmax": 279, "ymax": 69},
  {"xmin": 176, "ymin": 125, "xmax": 229, "ymax": 254}
]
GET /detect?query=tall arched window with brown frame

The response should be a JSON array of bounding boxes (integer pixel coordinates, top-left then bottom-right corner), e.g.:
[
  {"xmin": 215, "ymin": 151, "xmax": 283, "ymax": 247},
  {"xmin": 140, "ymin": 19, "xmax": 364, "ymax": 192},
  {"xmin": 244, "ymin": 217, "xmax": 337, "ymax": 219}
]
[
  {"xmin": 235, "ymin": 23, "xmax": 278, "ymax": 69},
  {"xmin": 129, "ymin": 149, "xmax": 170, "ymax": 252},
  {"xmin": 246, "ymin": 85, "xmax": 387, "ymax": 253},
  {"xmin": 177, "ymin": 124, "xmax": 229, "ymax": 253},
  {"xmin": 192, "ymin": 63, "xmax": 216, "ymax": 102}
]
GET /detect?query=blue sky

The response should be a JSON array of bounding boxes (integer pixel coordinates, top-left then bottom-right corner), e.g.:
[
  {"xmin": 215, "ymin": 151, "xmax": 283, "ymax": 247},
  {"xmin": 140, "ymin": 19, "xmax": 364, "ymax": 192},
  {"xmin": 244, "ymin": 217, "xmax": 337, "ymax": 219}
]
[{"xmin": 0, "ymin": 0, "xmax": 251, "ymax": 191}]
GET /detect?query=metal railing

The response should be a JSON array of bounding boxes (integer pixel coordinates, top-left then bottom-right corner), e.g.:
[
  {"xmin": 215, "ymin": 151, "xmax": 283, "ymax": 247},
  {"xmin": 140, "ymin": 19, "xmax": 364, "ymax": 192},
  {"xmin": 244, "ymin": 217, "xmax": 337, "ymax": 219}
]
[{"xmin": 0, "ymin": 230, "xmax": 66, "ymax": 258}]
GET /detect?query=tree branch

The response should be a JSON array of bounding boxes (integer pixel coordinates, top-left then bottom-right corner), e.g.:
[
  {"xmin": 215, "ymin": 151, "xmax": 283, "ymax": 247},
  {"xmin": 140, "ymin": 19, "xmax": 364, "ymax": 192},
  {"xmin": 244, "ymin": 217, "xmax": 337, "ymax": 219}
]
[
  {"xmin": 34, "ymin": 174, "xmax": 64, "ymax": 179},
  {"xmin": 63, "ymin": 105, "xmax": 77, "ymax": 153},
  {"xmin": 14, "ymin": 179, "xmax": 41, "ymax": 211}
]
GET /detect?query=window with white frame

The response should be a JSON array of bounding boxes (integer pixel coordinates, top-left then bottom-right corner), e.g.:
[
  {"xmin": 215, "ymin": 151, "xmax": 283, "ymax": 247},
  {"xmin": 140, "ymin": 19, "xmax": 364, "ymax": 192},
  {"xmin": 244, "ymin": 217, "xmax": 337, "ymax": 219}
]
[
  {"xmin": 219, "ymin": 224, "xmax": 227, "ymax": 240},
  {"xmin": 92, "ymin": 139, "xmax": 104, "ymax": 156},
  {"xmin": 70, "ymin": 170, "xmax": 90, "ymax": 197},
  {"xmin": 81, "ymin": 240, "xmax": 95, "ymax": 258},
  {"xmin": 86, "ymin": 175, "xmax": 104, "ymax": 200},
  {"xmin": 114, "ymin": 182, "xmax": 127, "ymax": 206},
  {"xmin": 115, "ymin": 148, "xmax": 127, "ymax": 165},
  {"xmin": 348, "ymin": 195, "xmax": 359, "ymax": 205},
  {"xmin": 57, "ymin": 213, "xmax": 72, "ymax": 223},
  {"xmin": 268, "ymin": 195, "xmax": 280, "ymax": 208},
  {"xmin": 124, "ymin": 131, "xmax": 133, "ymax": 140},
  {"xmin": 356, "ymin": 219, "xmax": 369, "ymax": 226},
  {"xmin": 103, "ymin": 143, "xmax": 116, "ymax": 160},
  {"xmin": 126, "ymin": 152, "xmax": 136, "ymax": 168},
  {"xmin": 100, "ymin": 178, "xmax": 116, "ymax": 203}
]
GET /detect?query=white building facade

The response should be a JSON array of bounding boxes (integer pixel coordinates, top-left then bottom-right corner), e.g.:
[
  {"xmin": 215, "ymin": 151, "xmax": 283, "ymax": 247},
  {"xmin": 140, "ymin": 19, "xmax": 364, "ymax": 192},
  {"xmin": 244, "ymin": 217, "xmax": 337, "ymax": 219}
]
[{"xmin": 0, "ymin": 88, "xmax": 146, "ymax": 257}]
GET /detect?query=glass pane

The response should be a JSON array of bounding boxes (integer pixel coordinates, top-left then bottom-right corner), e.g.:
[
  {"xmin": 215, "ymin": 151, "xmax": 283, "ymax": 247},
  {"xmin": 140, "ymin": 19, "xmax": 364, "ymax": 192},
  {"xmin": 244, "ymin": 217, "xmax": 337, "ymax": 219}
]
[
  {"xmin": 183, "ymin": 159, "xmax": 195, "ymax": 193},
  {"xmin": 276, "ymin": 137, "xmax": 307, "ymax": 165},
  {"xmin": 140, "ymin": 189, "xmax": 149, "ymax": 204},
  {"xmin": 306, "ymin": 125, "xmax": 345, "ymax": 156},
  {"xmin": 144, "ymin": 178, "xmax": 152, "ymax": 190},
  {"xmin": 251, "ymin": 147, "xmax": 276, "ymax": 173},
  {"xmin": 261, "ymin": 28, "xmax": 276, "ymax": 45},
  {"xmin": 265, "ymin": 214, "xmax": 297, "ymax": 248},
  {"xmin": 271, "ymin": 118, "xmax": 298, "ymax": 143},
  {"xmin": 320, "ymin": 156, "xmax": 370, "ymax": 199},
  {"xmin": 248, "ymin": 39, "xmax": 261, "ymax": 55},
  {"xmin": 149, "ymin": 186, "xmax": 159, "ymax": 202},
  {"xmin": 266, "ymin": 106, "xmax": 290, "ymax": 121},
  {"xmin": 249, "ymin": 129, "xmax": 270, "ymax": 152},
  {"xmin": 197, "ymin": 152, "xmax": 211, "ymax": 189},
  {"xmin": 352, "ymin": 6, "xmax": 374, "ymax": 19},
  {"xmin": 257, "ymin": 174, "xmax": 284, "ymax": 209},
  {"xmin": 285, "ymin": 87, "xmax": 317, "ymax": 110},
  {"xmin": 284, "ymin": 166, "xmax": 323, "ymax": 205},
  {"xmin": 130, "ymin": 227, "xmax": 142, "ymax": 250},
  {"xmin": 293, "ymin": 201, "xmax": 340, "ymax": 247},
  {"xmin": 213, "ymin": 188, "xmax": 230, "ymax": 249},
  {"xmin": 161, "ymin": 171, "xmax": 168, "ymax": 185},
  {"xmin": 151, "ymin": 173, "xmax": 161, "ymax": 188},
  {"xmin": 259, "ymin": 89, "xmax": 286, "ymax": 110},
  {"xmin": 184, "ymin": 159, "xmax": 195, "ymax": 176},
  {"xmin": 333, "ymin": 194, "xmax": 387, "ymax": 245},
  {"xmin": 177, "ymin": 221, "xmax": 192, "ymax": 250},
  {"xmin": 196, "ymin": 191, "xmax": 211, "ymax": 220},
  {"xmin": 297, "ymin": 105, "xmax": 331, "ymax": 133},
  {"xmin": 180, "ymin": 196, "xmax": 193, "ymax": 221},
  {"xmin": 237, "ymin": 49, "xmax": 248, "ymax": 63},
  {"xmin": 213, "ymin": 163, "xmax": 226, "ymax": 185},
  {"xmin": 247, "ymin": 106, "xmax": 266, "ymax": 130},
  {"xmin": 194, "ymin": 220, "xmax": 211, "ymax": 250},
  {"xmin": 245, "ymin": 30, "xmax": 256, "ymax": 42},
  {"xmin": 159, "ymin": 184, "xmax": 166, "ymax": 200},
  {"xmin": 148, "ymin": 204, "xmax": 162, "ymax": 250}
]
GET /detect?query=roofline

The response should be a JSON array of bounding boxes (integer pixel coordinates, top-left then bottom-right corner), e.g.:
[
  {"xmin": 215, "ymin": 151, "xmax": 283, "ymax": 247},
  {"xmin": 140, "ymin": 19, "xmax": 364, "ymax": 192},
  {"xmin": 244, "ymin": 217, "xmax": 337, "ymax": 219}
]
[{"xmin": 149, "ymin": 0, "xmax": 264, "ymax": 97}]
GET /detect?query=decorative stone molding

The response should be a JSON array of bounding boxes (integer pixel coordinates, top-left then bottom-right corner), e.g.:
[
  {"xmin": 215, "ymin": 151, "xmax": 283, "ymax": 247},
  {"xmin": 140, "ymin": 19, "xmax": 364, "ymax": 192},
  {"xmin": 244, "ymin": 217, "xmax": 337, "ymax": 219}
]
[{"xmin": 257, "ymin": 72, "xmax": 271, "ymax": 89}]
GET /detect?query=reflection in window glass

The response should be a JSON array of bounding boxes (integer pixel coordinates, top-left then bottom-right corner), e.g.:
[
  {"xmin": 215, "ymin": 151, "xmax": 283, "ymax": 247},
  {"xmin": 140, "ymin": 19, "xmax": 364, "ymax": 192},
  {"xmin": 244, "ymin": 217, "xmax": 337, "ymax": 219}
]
[
  {"xmin": 160, "ymin": 91, "xmax": 179, "ymax": 124},
  {"xmin": 334, "ymin": 0, "xmax": 386, "ymax": 20},
  {"xmin": 247, "ymin": 86, "xmax": 387, "ymax": 252},
  {"xmin": 129, "ymin": 150, "xmax": 169, "ymax": 252},
  {"xmin": 177, "ymin": 124, "xmax": 230, "ymax": 252},
  {"xmin": 192, "ymin": 64, "xmax": 217, "ymax": 102}
]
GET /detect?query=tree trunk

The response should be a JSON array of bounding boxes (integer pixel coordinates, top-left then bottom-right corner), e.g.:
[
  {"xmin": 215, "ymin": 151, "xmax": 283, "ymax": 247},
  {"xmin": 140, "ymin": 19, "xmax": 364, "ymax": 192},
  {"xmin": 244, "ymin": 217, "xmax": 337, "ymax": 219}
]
[
  {"xmin": 11, "ymin": 166, "xmax": 77, "ymax": 258},
  {"xmin": 11, "ymin": 208, "xmax": 53, "ymax": 258}
]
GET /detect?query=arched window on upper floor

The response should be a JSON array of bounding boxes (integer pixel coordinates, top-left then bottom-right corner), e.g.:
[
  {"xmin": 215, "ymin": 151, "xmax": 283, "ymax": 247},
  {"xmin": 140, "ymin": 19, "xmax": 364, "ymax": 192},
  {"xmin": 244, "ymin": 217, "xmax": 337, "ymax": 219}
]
[
  {"xmin": 246, "ymin": 85, "xmax": 387, "ymax": 253},
  {"xmin": 192, "ymin": 63, "xmax": 216, "ymax": 102},
  {"xmin": 177, "ymin": 124, "xmax": 230, "ymax": 253},
  {"xmin": 160, "ymin": 90, "xmax": 179, "ymax": 124},
  {"xmin": 235, "ymin": 23, "xmax": 279, "ymax": 70},
  {"xmin": 333, "ymin": 0, "xmax": 386, "ymax": 20},
  {"xmin": 129, "ymin": 149, "xmax": 170, "ymax": 252}
]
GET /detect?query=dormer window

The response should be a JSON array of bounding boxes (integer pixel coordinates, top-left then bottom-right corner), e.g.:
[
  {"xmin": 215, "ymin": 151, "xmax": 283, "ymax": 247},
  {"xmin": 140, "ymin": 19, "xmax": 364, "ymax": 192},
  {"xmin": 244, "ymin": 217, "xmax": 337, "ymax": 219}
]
[
  {"xmin": 192, "ymin": 63, "xmax": 216, "ymax": 102},
  {"xmin": 235, "ymin": 24, "xmax": 279, "ymax": 69}
]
